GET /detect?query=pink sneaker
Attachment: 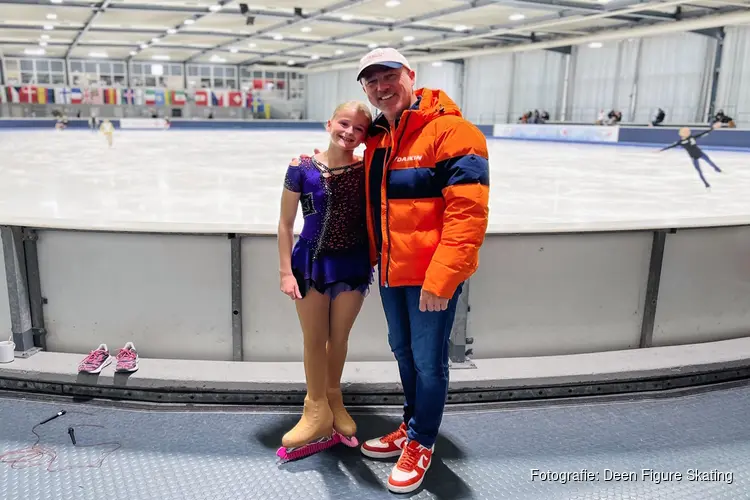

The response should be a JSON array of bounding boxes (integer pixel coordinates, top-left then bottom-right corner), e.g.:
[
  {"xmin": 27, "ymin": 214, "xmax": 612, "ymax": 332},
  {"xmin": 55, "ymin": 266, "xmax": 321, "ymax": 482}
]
[
  {"xmin": 115, "ymin": 342, "xmax": 139, "ymax": 373},
  {"xmin": 78, "ymin": 344, "xmax": 113, "ymax": 374}
]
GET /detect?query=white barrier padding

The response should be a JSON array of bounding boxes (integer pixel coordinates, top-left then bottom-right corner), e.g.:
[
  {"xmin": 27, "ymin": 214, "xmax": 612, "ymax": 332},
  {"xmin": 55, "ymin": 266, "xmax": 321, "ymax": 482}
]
[
  {"xmin": 493, "ymin": 124, "xmax": 620, "ymax": 143},
  {"xmin": 119, "ymin": 118, "xmax": 170, "ymax": 130}
]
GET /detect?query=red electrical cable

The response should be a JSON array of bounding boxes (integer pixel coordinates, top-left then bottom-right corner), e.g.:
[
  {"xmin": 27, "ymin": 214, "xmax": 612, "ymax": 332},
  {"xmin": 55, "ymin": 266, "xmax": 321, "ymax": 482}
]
[{"xmin": 0, "ymin": 410, "xmax": 122, "ymax": 472}]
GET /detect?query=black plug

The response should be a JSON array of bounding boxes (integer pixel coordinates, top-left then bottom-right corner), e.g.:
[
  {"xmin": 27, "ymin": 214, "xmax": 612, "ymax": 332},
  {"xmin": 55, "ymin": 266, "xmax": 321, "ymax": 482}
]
[{"xmin": 68, "ymin": 427, "xmax": 76, "ymax": 446}]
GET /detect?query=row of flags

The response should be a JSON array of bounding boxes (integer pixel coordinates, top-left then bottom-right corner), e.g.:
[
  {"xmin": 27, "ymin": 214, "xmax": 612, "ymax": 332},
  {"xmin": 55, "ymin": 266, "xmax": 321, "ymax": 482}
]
[{"xmin": 1, "ymin": 86, "xmax": 266, "ymax": 108}]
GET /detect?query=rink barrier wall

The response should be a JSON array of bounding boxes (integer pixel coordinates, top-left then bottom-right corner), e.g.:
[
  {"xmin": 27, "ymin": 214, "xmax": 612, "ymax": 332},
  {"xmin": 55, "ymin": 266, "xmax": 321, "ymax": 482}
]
[
  {"xmin": 1, "ymin": 118, "xmax": 749, "ymax": 400},
  {"xmin": 0, "ymin": 221, "xmax": 749, "ymax": 401},
  {"xmin": 490, "ymin": 123, "xmax": 750, "ymax": 150},
  {"xmin": 1, "ymin": 118, "xmax": 749, "ymax": 150}
]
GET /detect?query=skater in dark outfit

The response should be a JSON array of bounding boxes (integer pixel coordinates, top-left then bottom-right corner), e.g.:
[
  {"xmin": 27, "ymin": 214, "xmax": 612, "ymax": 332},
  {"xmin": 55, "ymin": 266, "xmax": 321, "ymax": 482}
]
[{"xmin": 659, "ymin": 123, "xmax": 722, "ymax": 188}]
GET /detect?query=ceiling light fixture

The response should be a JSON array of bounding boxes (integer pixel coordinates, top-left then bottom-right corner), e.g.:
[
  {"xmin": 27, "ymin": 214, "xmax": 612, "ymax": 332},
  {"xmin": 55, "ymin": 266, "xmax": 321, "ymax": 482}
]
[
  {"xmin": 340, "ymin": 14, "xmax": 353, "ymax": 21},
  {"xmin": 301, "ymin": 26, "xmax": 312, "ymax": 32},
  {"xmin": 334, "ymin": 49, "xmax": 343, "ymax": 55},
  {"xmin": 368, "ymin": 42, "xmax": 378, "ymax": 48},
  {"xmin": 151, "ymin": 37, "xmax": 159, "ymax": 43},
  {"xmin": 385, "ymin": 0, "xmax": 400, "ymax": 7},
  {"xmin": 230, "ymin": 48, "xmax": 238, "ymax": 53},
  {"xmin": 152, "ymin": 55, "xmax": 170, "ymax": 60},
  {"xmin": 39, "ymin": 41, "xmax": 47, "ymax": 47},
  {"xmin": 431, "ymin": 61, "xmax": 443, "ymax": 67},
  {"xmin": 140, "ymin": 43, "xmax": 148, "ymax": 49},
  {"xmin": 49, "ymin": 0, "xmax": 62, "ymax": 3},
  {"xmin": 46, "ymin": 13, "xmax": 57, "ymax": 20},
  {"xmin": 588, "ymin": 41, "xmax": 603, "ymax": 48},
  {"xmin": 272, "ymin": 34, "xmax": 283, "ymax": 40},
  {"xmin": 24, "ymin": 48, "xmax": 45, "ymax": 55},
  {"xmin": 509, "ymin": 13, "xmax": 525, "ymax": 21},
  {"xmin": 209, "ymin": 4, "xmax": 222, "ymax": 12},
  {"xmin": 184, "ymin": 18, "xmax": 195, "ymax": 25},
  {"xmin": 453, "ymin": 24, "xmax": 469, "ymax": 31},
  {"xmin": 167, "ymin": 28, "xmax": 177, "ymax": 34},
  {"xmin": 41, "ymin": 34, "xmax": 50, "ymax": 40},
  {"xmin": 248, "ymin": 42, "xmax": 256, "ymax": 48},
  {"xmin": 403, "ymin": 35, "xmax": 415, "ymax": 42},
  {"xmin": 287, "ymin": 59, "xmax": 295, "ymax": 65},
  {"xmin": 310, "ymin": 54, "xmax": 320, "ymax": 60},
  {"xmin": 43, "ymin": 24, "xmax": 54, "ymax": 30},
  {"xmin": 89, "ymin": 51, "xmax": 108, "ymax": 58},
  {"xmin": 129, "ymin": 51, "xmax": 136, "ymax": 56}
]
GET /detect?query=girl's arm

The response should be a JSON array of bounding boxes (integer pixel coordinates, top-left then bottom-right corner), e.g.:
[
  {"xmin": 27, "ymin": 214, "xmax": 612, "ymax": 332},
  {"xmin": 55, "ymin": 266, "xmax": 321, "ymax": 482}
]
[{"xmin": 278, "ymin": 188, "xmax": 300, "ymax": 278}]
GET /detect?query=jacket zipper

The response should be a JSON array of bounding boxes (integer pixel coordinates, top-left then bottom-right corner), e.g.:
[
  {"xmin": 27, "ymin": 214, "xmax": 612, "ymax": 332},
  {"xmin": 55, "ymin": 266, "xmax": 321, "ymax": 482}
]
[{"xmin": 383, "ymin": 113, "xmax": 410, "ymax": 288}]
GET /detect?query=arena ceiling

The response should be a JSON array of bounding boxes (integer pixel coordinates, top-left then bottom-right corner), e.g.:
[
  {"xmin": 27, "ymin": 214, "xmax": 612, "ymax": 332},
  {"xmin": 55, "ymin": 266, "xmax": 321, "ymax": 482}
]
[{"xmin": 0, "ymin": 0, "xmax": 747, "ymax": 69}]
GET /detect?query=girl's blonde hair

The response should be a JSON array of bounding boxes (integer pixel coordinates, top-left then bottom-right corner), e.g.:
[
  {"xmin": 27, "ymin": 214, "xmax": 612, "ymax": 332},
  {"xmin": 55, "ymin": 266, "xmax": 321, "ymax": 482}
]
[{"xmin": 331, "ymin": 100, "xmax": 373, "ymax": 124}]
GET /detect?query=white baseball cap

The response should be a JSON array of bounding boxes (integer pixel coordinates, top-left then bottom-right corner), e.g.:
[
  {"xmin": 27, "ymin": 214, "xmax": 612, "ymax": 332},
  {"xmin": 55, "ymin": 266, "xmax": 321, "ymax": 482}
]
[{"xmin": 356, "ymin": 47, "xmax": 411, "ymax": 81}]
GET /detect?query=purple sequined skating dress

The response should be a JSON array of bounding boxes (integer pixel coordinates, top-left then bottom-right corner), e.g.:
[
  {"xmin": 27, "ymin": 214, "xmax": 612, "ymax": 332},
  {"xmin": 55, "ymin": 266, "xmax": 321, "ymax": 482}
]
[{"xmin": 284, "ymin": 156, "xmax": 373, "ymax": 299}]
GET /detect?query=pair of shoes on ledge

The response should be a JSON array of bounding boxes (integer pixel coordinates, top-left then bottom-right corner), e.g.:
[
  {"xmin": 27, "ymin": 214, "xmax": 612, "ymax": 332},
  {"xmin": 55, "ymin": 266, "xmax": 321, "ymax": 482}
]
[{"xmin": 78, "ymin": 342, "xmax": 139, "ymax": 374}]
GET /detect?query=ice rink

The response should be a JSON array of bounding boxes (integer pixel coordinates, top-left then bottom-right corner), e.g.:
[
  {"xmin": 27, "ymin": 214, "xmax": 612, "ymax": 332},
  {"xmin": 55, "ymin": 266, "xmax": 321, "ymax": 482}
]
[{"xmin": 0, "ymin": 129, "xmax": 748, "ymax": 233}]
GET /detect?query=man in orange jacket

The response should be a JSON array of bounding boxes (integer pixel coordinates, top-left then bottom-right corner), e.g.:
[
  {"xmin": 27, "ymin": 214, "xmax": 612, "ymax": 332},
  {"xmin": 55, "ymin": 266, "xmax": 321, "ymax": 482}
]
[{"xmin": 355, "ymin": 48, "xmax": 490, "ymax": 493}]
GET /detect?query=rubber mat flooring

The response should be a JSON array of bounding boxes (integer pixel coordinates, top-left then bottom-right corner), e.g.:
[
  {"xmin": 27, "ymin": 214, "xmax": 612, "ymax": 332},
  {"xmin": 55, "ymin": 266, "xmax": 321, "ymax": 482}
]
[{"xmin": 1, "ymin": 383, "xmax": 749, "ymax": 500}]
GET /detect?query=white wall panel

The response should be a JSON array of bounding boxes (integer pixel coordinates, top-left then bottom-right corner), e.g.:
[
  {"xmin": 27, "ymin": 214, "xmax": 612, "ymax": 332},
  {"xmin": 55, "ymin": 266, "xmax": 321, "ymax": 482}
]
[
  {"xmin": 568, "ymin": 39, "xmax": 639, "ymax": 123},
  {"xmin": 305, "ymin": 69, "xmax": 373, "ymax": 121},
  {"xmin": 463, "ymin": 53, "xmax": 514, "ymax": 124},
  {"xmin": 415, "ymin": 61, "xmax": 463, "ymax": 111},
  {"xmin": 715, "ymin": 25, "xmax": 750, "ymax": 127},
  {"xmin": 468, "ymin": 232, "xmax": 652, "ymax": 358},
  {"xmin": 0, "ymin": 240, "xmax": 10, "ymax": 342},
  {"xmin": 635, "ymin": 32, "xmax": 715, "ymax": 123},
  {"xmin": 652, "ymin": 226, "xmax": 750, "ymax": 346},
  {"xmin": 510, "ymin": 50, "xmax": 567, "ymax": 122},
  {"xmin": 241, "ymin": 236, "xmax": 392, "ymax": 362},
  {"xmin": 37, "ymin": 231, "xmax": 233, "ymax": 361}
]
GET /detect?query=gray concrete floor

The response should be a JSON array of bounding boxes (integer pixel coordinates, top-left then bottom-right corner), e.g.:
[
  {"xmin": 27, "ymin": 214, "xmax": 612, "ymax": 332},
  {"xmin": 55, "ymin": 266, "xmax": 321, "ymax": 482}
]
[{"xmin": 0, "ymin": 383, "xmax": 749, "ymax": 499}]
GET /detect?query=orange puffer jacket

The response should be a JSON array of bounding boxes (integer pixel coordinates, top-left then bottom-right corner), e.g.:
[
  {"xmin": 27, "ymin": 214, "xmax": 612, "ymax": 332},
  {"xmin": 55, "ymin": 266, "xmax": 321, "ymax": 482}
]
[{"xmin": 363, "ymin": 87, "xmax": 490, "ymax": 299}]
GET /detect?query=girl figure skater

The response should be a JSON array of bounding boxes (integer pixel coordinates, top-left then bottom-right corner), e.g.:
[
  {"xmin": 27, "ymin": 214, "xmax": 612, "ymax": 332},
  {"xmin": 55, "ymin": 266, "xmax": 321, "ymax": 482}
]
[
  {"xmin": 99, "ymin": 119, "xmax": 115, "ymax": 148},
  {"xmin": 659, "ymin": 122, "xmax": 722, "ymax": 188},
  {"xmin": 276, "ymin": 101, "xmax": 373, "ymax": 461}
]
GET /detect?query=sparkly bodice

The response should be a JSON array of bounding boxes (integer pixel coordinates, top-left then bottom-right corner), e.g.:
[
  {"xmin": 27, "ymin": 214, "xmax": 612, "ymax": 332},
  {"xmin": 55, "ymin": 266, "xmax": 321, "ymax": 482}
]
[{"xmin": 284, "ymin": 157, "xmax": 368, "ymax": 258}]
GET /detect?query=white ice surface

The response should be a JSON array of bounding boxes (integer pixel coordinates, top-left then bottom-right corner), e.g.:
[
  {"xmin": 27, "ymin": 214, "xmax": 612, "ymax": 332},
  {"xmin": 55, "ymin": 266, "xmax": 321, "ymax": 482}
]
[{"xmin": 0, "ymin": 129, "xmax": 748, "ymax": 234}]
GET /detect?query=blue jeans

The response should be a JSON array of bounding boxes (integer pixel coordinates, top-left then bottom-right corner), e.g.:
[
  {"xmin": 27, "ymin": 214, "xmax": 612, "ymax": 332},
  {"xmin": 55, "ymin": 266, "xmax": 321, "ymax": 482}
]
[{"xmin": 379, "ymin": 280, "xmax": 464, "ymax": 448}]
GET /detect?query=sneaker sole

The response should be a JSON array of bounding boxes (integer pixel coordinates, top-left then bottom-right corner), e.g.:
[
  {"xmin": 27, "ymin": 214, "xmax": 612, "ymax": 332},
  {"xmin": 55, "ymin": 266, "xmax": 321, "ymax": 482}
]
[
  {"xmin": 115, "ymin": 365, "xmax": 139, "ymax": 373},
  {"xmin": 387, "ymin": 462, "xmax": 431, "ymax": 494},
  {"xmin": 79, "ymin": 356, "xmax": 112, "ymax": 374},
  {"xmin": 360, "ymin": 446, "xmax": 403, "ymax": 459},
  {"xmin": 387, "ymin": 475, "xmax": 426, "ymax": 494}
]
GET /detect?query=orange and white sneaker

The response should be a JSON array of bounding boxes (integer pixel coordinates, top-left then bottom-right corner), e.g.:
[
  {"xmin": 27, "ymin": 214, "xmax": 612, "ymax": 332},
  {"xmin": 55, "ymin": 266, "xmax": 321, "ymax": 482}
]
[
  {"xmin": 387, "ymin": 439, "xmax": 434, "ymax": 493},
  {"xmin": 360, "ymin": 422, "xmax": 408, "ymax": 458}
]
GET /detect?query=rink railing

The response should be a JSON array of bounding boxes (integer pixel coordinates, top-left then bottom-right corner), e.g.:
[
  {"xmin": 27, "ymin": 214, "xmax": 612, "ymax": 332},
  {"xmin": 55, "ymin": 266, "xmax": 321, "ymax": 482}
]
[
  {"xmin": 0, "ymin": 119, "xmax": 749, "ymax": 369},
  {"xmin": 1, "ymin": 220, "xmax": 749, "ymax": 368},
  {"xmin": 1, "ymin": 118, "xmax": 749, "ymax": 151}
]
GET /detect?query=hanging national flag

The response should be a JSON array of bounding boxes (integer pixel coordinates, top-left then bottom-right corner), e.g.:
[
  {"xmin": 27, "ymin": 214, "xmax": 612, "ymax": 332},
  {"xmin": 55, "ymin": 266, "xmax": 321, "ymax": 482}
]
[
  {"xmin": 87, "ymin": 88, "xmax": 104, "ymax": 105},
  {"xmin": 6, "ymin": 87, "xmax": 19, "ymax": 103},
  {"xmin": 193, "ymin": 89, "xmax": 209, "ymax": 106},
  {"xmin": 228, "ymin": 90, "xmax": 244, "ymax": 107},
  {"xmin": 122, "ymin": 88, "xmax": 135, "ymax": 105},
  {"xmin": 19, "ymin": 86, "xmax": 37, "ymax": 103},
  {"xmin": 171, "ymin": 90, "xmax": 186, "ymax": 106},
  {"xmin": 55, "ymin": 87, "xmax": 71, "ymax": 104},
  {"xmin": 211, "ymin": 90, "xmax": 223, "ymax": 107},
  {"xmin": 36, "ymin": 87, "xmax": 54, "ymax": 104},
  {"xmin": 154, "ymin": 89, "xmax": 166, "ymax": 106},
  {"xmin": 70, "ymin": 88, "xmax": 83, "ymax": 104},
  {"xmin": 144, "ymin": 89, "xmax": 156, "ymax": 105},
  {"xmin": 103, "ymin": 88, "xmax": 119, "ymax": 105}
]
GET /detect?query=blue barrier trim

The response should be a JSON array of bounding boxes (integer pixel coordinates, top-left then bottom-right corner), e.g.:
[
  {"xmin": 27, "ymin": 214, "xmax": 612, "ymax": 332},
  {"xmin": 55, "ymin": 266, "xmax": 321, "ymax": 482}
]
[
  {"xmin": 0, "ymin": 120, "xmax": 748, "ymax": 153},
  {"xmin": 488, "ymin": 136, "xmax": 750, "ymax": 152}
]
